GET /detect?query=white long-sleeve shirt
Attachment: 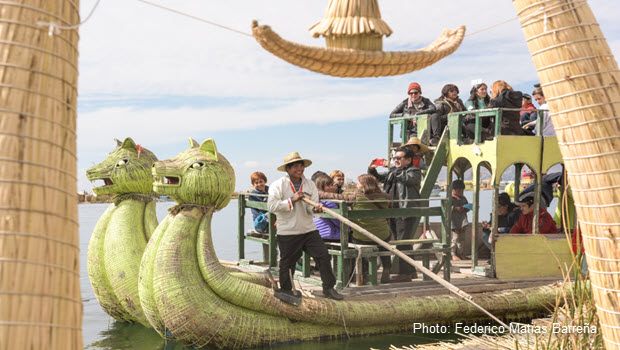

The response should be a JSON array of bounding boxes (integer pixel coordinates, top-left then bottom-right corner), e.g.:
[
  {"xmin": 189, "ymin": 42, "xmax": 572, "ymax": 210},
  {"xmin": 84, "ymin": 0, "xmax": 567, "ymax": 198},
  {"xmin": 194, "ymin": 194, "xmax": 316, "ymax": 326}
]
[{"xmin": 267, "ymin": 174, "xmax": 319, "ymax": 235}]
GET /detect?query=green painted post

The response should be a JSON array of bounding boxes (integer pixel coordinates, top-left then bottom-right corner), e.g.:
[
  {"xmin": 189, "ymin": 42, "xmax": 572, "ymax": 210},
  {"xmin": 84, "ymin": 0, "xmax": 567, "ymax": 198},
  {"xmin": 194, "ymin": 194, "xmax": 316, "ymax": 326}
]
[
  {"xmin": 339, "ymin": 203, "xmax": 350, "ymax": 287},
  {"xmin": 536, "ymin": 110, "xmax": 544, "ymax": 136},
  {"xmin": 302, "ymin": 252, "xmax": 311, "ymax": 277},
  {"xmin": 474, "ymin": 112, "xmax": 481, "ymax": 144},
  {"xmin": 238, "ymin": 194, "xmax": 246, "ymax": 260},
  {"xmin": 491, "ymin": 184, "xmax": 499, "ymax": 273},
  {"xmin": 514, "ymin": 163, "xmax": 523, "ymax": 201},
  {"xmin": 401, "ymin": 119, "xmax": 407, "ymax": 143},
  {"xmin": 369, "ymin": 257, "xmax": 378, "ymax": 286},
  {"xmin": 388, "ymin": 120, "xmax": 394, "ymax": 159},
  {"xmin": 268, "ymin": 212, "xmax": 277, "ymax": 267},
  {"xmin": 471, "ymin": 166, "xmax": 481, "ymax": 269},
  {"xmin": 445, "ymin": 169, "xmax": 453, "ymax": 268},
  {"xmin": 495, "ymin": 109, "xmax": 503, "ymax": 136},
  {"xmin": 442, "ymin": 194, "xmax": 451, "ymax": 281},
  {"xmin": 422, "ymin": 254, "xmax": 430, "ymax": 281}
]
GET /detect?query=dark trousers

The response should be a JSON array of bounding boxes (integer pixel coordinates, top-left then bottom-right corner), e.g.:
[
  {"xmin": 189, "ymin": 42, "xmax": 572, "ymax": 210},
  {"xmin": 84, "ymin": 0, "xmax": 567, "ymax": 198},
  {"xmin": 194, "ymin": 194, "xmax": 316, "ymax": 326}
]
[
  {"xmin": 429, "ymin": 113, "xmax": 447, "ymax": 140},
  {"xmin": 277, "ymin": 230, "xmax": 336, "ymax": 291},
  {"xmin": 463, "ymin": 122, "xmax": 493, "ymax": 140},
  {"xmin": 351, "ymin": 237, "xmax": 392, "ymax": 276},
  {"xmin": 389, "ymin": 217, "xmax": 416, "ymax": 275}
]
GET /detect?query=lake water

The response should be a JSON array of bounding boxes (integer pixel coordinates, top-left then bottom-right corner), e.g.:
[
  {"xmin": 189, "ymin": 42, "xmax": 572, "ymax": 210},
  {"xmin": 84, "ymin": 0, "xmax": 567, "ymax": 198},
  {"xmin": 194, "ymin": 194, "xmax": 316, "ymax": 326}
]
[{"xmin": 81, "ymin": 191, "xmax": 556, "ymax": 349}]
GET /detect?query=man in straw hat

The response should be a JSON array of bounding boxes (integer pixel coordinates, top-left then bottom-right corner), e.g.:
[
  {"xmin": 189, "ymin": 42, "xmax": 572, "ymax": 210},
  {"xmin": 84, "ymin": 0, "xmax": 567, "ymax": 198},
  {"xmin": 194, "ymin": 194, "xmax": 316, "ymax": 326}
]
[
  {"xmin": 404, "ymin": 137, "xmax": 430, "ymax": 170},
  {"xmin": 268, "ymin": 152, "xmax": 344, "ymax": 301}
]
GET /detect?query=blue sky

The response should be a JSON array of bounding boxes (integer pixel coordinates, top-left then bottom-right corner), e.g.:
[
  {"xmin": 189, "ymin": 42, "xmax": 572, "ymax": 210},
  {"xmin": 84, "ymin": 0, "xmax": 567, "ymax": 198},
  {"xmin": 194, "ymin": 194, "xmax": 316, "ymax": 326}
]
[{"xmin": 76, "ymin": 0, "xmax": 620, "ymax": 192}]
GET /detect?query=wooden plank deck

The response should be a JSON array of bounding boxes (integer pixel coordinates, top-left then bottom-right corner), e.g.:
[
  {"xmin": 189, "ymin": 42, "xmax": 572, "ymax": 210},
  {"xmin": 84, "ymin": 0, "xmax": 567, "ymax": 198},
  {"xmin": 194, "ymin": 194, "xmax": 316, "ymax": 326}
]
[{"xmin": 226, "ymin": 259, "xmax": 563, "ymax": 302}]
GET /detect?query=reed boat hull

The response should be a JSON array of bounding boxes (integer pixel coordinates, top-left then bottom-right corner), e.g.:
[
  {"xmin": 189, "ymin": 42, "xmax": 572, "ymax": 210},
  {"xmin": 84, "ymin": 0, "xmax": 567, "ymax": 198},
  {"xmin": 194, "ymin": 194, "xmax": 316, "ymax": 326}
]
[{"xmin": 139, "ymin": 207, "xmax": 566, "ymax": 349}]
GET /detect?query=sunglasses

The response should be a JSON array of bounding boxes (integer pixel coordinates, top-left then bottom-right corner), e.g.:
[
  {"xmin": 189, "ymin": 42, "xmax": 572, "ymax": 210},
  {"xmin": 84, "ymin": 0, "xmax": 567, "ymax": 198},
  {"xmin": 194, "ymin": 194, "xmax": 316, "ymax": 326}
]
[{"xmin": 409, "ymin": 91, "xmax": 420, "ymax": 95}]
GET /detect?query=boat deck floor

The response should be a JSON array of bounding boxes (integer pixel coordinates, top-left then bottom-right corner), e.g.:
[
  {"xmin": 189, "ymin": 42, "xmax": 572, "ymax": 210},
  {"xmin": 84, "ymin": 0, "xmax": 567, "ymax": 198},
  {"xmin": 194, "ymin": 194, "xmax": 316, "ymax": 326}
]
[{"xmin": 225, "ymin": 259, "xmax": 562, "ymax": 302}]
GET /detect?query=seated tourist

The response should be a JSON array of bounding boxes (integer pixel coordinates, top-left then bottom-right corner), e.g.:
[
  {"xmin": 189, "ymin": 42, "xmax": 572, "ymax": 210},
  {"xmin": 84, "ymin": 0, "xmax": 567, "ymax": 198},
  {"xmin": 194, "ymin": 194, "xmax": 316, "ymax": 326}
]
[
  {"xmin": 311, "ymin": 170, "xmax": 329, "ymax": 182},
  {"xmin": 519, "ymin": 93, "xmax": 537, "ymax": 125},
  {"xmin": 390, "ymin": 82, "xmax": 437, "ymax": 138},
  {"xmin": 524, "ymin": 87, "xmax": 556, "ymax": 136},
  {"xmin": 464, "ymin": 83, "xmax": 493, "ymax": 141},
  {"xmin": 429, "ymin": 84, "xmax": 466, "ymax": 146},
  {"xmin": 481, "ymin": 193, "xmax": 521, "ymax": 249},
  {"xmin": 312, "ymin": 175, "xmax": 343, "ymax": 241},
  {"xmin": 330, "ymin": 170, "xmax": 345, "ymax": 194},
  {"xmin": 350, "ymin": 174, "xmax": 393, "ymax": 284},
  {"xmin": 488, "ymin": 80, "xmax": 525, "ymax": 136},
  {"xmin": 248, "ymin": 172, "xmax": 270, "ymax": 233},
  {"xmin": 510, "ymin": 192, "xmax": 558, "ymax": 234}
]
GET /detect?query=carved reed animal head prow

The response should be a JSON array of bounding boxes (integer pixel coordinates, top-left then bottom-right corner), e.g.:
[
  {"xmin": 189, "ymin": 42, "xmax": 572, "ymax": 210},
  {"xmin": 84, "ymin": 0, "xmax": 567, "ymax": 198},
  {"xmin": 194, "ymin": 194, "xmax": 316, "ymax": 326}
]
[
  {"xmin": 152, "ymin": 138, "xmax": 235, "ymax": 209},
  {"xmin": 86, "ymin": 137, "xmax": 158, "ymax": 195}
]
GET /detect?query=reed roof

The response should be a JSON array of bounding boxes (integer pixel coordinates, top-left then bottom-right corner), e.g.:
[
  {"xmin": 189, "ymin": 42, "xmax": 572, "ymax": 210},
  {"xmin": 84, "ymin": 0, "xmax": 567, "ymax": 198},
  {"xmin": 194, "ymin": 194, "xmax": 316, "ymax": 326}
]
[{"xmin": 308, "ymin": 0, "xmax": 393, "ymax": 38}]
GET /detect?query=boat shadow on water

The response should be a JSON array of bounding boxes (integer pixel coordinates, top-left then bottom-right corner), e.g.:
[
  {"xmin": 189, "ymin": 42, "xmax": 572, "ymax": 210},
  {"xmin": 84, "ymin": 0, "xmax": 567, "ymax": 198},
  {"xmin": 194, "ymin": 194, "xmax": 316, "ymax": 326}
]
[{"xmin": 84, "ymin": 320, "xmax": 464, "ymax": 350}]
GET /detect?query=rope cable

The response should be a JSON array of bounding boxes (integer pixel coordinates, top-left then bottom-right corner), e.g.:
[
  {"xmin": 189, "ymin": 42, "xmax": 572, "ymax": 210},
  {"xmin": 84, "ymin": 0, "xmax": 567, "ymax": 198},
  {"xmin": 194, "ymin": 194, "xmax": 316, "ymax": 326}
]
[
  {"xmin": 136, "ymin": 0, "xmax": 253, "ymax": 38},
  {"xmin": 37, "ymin": 0, "xmax": 101, "ymax": 34}
]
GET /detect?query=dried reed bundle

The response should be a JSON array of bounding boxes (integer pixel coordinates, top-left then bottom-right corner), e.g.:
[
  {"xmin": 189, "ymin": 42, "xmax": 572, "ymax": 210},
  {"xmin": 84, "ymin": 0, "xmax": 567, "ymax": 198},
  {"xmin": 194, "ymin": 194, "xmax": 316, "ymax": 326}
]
[
  {"xmin": 308, "ymin": 0, "xmax": 393, "ymax": 51},
  {"xmin": 513, "ymin": 0, "xmax": 620, "ymax": 348},
  {"xmin": 0, "ymin": 1, "xmax": 81, "ymax": 349},
  {"xmin": 252, "ymin": 20, "xmax": 465, "ymax": 78}
]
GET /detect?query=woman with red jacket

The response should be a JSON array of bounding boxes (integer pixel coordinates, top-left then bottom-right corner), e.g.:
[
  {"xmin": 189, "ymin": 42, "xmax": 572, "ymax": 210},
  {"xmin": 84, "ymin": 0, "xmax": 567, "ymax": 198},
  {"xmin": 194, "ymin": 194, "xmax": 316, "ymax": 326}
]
[{"xmin": 510, "ymin": 192, "xmax": 558, "ymax": 234}]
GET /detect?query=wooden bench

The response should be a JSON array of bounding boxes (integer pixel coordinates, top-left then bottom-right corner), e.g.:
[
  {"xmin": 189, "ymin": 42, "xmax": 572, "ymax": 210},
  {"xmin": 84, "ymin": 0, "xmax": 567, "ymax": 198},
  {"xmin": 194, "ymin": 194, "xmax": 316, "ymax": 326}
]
[
  {"xmin": 238, "ymin": 194, "xmax": 452, "ymax": 288},
  {"xmin": 321, "ymin": 238, "xmax": 447, "ymax": 286}
]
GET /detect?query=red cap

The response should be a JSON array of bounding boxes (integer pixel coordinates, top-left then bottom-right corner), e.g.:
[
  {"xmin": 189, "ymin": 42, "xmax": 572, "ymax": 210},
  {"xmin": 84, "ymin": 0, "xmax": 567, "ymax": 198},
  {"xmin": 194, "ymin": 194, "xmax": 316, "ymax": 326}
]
[{"xmin": 408, "ymin": 82, "xmax": 422, "ymax": 94}]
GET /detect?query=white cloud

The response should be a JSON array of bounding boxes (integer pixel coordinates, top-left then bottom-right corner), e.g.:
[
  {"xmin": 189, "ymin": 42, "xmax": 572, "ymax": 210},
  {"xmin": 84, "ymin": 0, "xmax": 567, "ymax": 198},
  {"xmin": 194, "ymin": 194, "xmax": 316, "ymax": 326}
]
[
  {"xmin": 75, "ymin": 0, "xmax": 620, "ymax": 192},
  {"xmin": 242, "ymin": 160, "xmax": 260, "ymax": 168}
]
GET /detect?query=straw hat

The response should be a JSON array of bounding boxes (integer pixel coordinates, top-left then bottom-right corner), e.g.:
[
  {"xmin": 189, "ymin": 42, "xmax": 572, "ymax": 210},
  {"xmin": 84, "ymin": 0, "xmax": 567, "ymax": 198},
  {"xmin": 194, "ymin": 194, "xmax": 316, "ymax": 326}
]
[
  {"xmin": 277, "ymin": 152, "xmax": 312, "ymax": 172},
  {"xmin": 404, "ymin": 137, "xmax": 430, "ymax": 155}
]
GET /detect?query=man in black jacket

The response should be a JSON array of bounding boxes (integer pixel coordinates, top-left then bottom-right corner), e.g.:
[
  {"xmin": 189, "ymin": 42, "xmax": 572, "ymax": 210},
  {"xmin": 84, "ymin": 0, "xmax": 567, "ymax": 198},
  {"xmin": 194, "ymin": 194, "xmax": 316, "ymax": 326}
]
[{"xmin": 368, "ymin": 146, "xmax": 422, "ymax": 282}]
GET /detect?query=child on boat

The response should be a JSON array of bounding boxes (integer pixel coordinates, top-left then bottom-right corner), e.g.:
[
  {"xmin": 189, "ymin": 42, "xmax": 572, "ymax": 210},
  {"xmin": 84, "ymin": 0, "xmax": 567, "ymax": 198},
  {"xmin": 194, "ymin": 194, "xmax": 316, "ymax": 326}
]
[
  {"xmin": 524, "ymin": 87, "xmax": 556, "ymax": 136},
  {"xmin": 403, "ymin": 137, "xmax": 429, "ymax": 170},
  {"xmin": 481, "ymin": 192, "xmax": 520, "ymax": 250},
  {"xmin": 248, "ymin": 172, "xmax": 269, "ymax": 233},
  {"xmin": 312, "ymin": 175, "xmax": 342, "ymax": 242},
  {"xmin": 330, "ymin": 170, "xmax": 345, "ymax": 194},
  {"xmin": 451, "ymin": 180, "xmax": 470, "ymax": 261},
  {"xmin": 510, "ymin": 192, "xmax": 558, "ymax": 234},
  {"xmin": 519, "ymin": 93, "xmax": 537, "ymax": 125}
]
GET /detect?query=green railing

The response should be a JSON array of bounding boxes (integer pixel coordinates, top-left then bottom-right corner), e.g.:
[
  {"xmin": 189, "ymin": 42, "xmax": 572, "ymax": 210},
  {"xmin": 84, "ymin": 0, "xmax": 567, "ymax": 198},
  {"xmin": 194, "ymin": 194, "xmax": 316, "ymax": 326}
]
[
  {"xmin": 448, "ymin": 108, "xmax": 547, "ymax": 144},
  {"xmin": 388, "ymin": 108, "xmax": 548, "ymax": 148}
]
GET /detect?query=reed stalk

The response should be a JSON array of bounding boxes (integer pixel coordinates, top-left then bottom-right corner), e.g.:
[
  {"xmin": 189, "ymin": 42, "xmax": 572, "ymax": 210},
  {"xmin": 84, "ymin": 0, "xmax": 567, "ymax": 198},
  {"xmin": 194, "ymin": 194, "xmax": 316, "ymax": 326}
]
[
  {"xmin": 0, "ymin": 1, "xmax": 82, "ymax": 349},
  {"xmin": 512, "ymin": 1, "xmax": 620, "ymax": 348}
]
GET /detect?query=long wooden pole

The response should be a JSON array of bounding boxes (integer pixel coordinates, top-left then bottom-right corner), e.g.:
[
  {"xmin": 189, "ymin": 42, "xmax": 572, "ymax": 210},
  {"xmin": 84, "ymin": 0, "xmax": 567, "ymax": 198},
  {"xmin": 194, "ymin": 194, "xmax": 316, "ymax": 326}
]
[{"xmin": 302, "ymin": 197, "xmax": 510, "ymax": 329}]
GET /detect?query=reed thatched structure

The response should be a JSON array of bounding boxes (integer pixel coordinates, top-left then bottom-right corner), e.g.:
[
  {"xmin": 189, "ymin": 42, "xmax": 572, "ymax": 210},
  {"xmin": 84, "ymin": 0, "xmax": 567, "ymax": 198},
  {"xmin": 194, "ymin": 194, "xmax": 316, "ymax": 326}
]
[
  {"xmin": 513, "ymin": 0, "xmax": 620, "ymax": 348},
  {"xmin": 0, "ymin": 1, "xmax": 82, "ymax": 349},
  {"xmin": 251, "ymin": 0, "xmax": 465, "ymax": 78},
  {"xmin": 308, "ymin": 0, "xmax": 392, "ymax": 51}
]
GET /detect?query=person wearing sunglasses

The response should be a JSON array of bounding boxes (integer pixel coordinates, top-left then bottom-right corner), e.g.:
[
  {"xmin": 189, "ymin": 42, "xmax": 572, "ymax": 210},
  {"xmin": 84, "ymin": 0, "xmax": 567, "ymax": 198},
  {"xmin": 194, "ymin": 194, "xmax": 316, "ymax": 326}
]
[
  {"xmin": 368, "ymin": 146, "xmax": 422, "ymax": 283},
  {"xmin": 389, "ymin": 82, "xmax": 436, "ymax": 138},
  {"xmin": 429, "ymin": 84, "xmax": 466, "ymax": 146}
]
